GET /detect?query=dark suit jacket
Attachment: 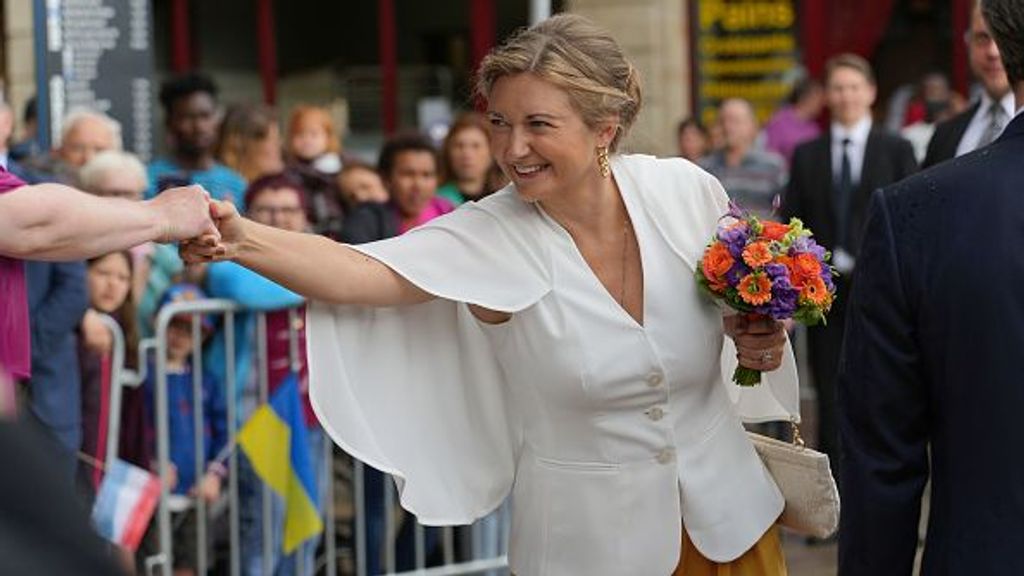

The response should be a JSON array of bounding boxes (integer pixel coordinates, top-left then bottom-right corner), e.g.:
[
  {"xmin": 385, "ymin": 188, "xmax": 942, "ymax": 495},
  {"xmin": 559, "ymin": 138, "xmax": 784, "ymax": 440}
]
[
  {"xmin": 921, "ymin": 102, "xmax": 979, "ymax": 169},
  {"xmin": 781, "ymin": 127, "xmax": 918, "ymax": 262},
  {"xmin": 838, "ymin": 113, "xmax": 1024, "ymax": 575},
  {"xmin": 25, "ymin": 261, "xmax": 88, "ymax": 455}
]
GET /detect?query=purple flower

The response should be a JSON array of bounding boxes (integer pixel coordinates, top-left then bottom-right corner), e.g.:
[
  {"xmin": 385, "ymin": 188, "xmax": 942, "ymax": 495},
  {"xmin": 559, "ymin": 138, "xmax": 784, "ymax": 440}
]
[
  {"xmin": 790, "ymin": 236, "xmax": 827, "ymax": 261},
  {"xmin": 820, "ymin": 262, "xmax": 835, "ymax": 291},
  {"xmin": 764, "ymin": 263, "xmax": 789, "ymax": 280},
  {"xmin": 759, "ymin": 274, "xmax": 800, "ymax": 319},
  {"xmin": 726, "ymin": 200, "xmax": 749, "ymax": 221},
  {"xmin": 718, "ymin": 224, "xmax": 749, "ymax": 258},
  {"xmin": 724, "ymin": 261, "xmax": 750, "ymax": 288}
]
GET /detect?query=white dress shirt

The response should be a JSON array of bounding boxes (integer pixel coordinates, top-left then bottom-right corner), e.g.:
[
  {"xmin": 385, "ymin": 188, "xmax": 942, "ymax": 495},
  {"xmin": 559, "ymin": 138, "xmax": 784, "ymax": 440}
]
[
  {"xmin": 830, "ymin": 116, "xmax": 872, "ymax": 186},
  {"xmin": 956, "ymin": 91, "xmax": 1015, "ymax": 156},
  {"xmin": 308, "ymin": 155, "xmax": 800, "ymax": 574}
]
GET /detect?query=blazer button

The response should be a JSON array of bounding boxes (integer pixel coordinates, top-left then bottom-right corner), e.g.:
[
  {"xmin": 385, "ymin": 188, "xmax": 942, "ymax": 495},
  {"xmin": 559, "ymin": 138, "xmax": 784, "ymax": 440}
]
[
  {"xmin": 656, "ymin": 448, "xmax": 674, "ymax": 464},
  {"xmin": 646, "ymin": 407, "xmax": 665, "ymax": 421},
  {"xmin": 646, "ymin": 372, "xmax": 664, "ymax": 387}
]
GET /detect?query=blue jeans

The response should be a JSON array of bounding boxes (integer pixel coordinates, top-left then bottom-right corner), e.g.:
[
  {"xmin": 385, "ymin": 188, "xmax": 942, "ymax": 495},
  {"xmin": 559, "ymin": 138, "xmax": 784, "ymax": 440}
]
[{"xmin": 239, "ymin": 427, "xmax": 328, "ymax": 576}]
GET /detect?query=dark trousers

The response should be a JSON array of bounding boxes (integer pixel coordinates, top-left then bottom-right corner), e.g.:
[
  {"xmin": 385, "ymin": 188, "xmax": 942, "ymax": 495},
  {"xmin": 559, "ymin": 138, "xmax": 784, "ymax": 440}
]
[{"xmin": 807, "ymin": 282, "xmax": 848, "ymax": 491}]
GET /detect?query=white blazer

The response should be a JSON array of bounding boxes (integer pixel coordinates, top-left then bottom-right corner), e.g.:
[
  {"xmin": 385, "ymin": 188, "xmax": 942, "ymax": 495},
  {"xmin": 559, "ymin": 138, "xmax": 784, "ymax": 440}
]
[{"xmin": 308, "ymin": 155, "xmax": 800, "ymax": 575}]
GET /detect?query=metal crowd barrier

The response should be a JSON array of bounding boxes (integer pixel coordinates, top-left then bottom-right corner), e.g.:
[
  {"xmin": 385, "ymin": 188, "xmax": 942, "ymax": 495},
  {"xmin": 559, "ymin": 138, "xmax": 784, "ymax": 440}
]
[{"xmin": 101, "ymin": 298, "xmax": 510, "ymax": 575}]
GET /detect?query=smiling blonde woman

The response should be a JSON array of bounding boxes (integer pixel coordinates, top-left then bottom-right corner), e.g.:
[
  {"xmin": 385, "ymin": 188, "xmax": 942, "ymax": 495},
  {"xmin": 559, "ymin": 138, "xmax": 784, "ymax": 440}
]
[{"xmin": 183, "ymin": 14, "xmax": 796, "ymax": 576}]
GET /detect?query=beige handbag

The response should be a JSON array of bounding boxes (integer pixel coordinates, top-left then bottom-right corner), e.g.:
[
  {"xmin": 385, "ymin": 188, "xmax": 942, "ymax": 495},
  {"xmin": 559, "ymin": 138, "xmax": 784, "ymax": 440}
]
[{"xmin": 747, "ymin": 422, "xmax": 840, "ymax": 538}]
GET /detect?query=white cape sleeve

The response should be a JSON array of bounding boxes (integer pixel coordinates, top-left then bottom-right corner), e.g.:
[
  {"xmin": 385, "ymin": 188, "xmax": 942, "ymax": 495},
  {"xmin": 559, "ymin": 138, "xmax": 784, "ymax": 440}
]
[{"xmin": 306, "ymin": 196, "xmax": 551, "ymax": 525}]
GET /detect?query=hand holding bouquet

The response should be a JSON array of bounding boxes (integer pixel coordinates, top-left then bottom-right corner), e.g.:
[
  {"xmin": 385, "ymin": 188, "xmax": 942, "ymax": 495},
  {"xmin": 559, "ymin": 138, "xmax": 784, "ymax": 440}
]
[{"xmin": 697, "ymin": 204, "xmax": 836, "ymax": 386}]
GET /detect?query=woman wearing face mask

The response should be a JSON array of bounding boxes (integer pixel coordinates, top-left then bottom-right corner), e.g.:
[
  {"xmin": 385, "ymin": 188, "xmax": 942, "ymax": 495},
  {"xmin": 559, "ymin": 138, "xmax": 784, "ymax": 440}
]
[{"xmin": 184, "ymin": 14, "xmax": 794, "ymax": 575}]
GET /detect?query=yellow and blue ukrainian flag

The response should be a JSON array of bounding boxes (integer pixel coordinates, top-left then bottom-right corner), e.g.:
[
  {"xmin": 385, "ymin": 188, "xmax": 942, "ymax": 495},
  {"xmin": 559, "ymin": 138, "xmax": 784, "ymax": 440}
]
[{"xmin": 237, "ymin": 372, "xmax": 323, "ymax": 552}]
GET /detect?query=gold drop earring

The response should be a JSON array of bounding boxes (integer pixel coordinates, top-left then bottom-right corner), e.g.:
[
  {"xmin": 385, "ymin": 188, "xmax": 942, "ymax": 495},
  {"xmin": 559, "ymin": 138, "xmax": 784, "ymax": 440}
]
[{"xmin": 597, "ymin": 145, "xmax": 611, "ymax": 178}]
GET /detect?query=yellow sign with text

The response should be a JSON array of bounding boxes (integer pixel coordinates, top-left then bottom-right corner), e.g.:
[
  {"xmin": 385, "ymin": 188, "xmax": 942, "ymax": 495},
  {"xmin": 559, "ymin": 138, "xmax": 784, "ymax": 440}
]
[{"xmin": 693, "ymin": 0, "xmax": 802, "ymax": 125}]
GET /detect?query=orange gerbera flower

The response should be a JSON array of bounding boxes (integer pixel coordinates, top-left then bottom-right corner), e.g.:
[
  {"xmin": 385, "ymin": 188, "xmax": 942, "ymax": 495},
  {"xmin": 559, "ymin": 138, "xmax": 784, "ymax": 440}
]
[
  {"xmin": 738, "ymin": 273, "xmax": 773, "ymax": 306},
  {"xmin": 761, "ymin": 221, "xmax": 790, "ymax": 241},
  {"xmin": 792, "ymin": 253, "xmax": 822, "ymax": 284},
  {"xmin": 742, "ymin": 241, "xmax": 773, "ymax": 268},
  {"xmin": 702, "ymin": 242, "xmax": 734, "ymax": 282},
  {"xmin": 800, "ymin": 276, "xmax": 832, "ymax": 308}
]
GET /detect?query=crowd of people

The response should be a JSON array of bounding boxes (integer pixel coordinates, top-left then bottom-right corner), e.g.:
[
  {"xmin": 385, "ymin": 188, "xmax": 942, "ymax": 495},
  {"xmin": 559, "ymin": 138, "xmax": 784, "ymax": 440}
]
[
  {"xmin": 0, "ymin": 0, "xmax": 1022, "ymax": 574},
  {"xmin": 1, "ymin": 63, "xmax": 508, "ymax": 575}
]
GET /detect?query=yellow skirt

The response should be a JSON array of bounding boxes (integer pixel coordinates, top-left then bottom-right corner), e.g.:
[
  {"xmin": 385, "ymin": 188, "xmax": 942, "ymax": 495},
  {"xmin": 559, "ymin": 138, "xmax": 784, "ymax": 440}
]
[{"xmin": 674, "ymin": 524, "xmax": 787, "ymax": 576}]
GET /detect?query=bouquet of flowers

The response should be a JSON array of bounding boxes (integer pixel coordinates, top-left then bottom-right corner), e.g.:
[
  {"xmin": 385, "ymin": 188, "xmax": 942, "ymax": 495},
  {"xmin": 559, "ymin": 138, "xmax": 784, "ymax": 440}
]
[{"xmin": 696, "ymin": 204, "xmax": 836, "ymax": 386}]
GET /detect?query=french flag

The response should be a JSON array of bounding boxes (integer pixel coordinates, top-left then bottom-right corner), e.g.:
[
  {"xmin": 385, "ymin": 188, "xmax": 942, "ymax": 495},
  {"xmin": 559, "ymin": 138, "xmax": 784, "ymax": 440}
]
[{"xmin": 91, "ymin": 459, "xmax": 161, "ymax": 551}]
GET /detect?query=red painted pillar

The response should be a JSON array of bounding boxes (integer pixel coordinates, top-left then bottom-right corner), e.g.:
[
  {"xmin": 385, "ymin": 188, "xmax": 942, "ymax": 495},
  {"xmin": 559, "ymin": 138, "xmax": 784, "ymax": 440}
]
[
  {"xmin": 256, "ymin": 0, "xmax": 278, "ymax": 105},
  {"xmin": 470, "ymin": 0, "xmax": 496, "ymax": 72},
  {"xmin": 470, "ymin": 0, "xmax": 496, "ymax": 109},
  {"xmin": 801, "ymin": 0, "xmax": 828, "ymax": 79},
  {"xmin": 379, "ymin": 0, "xmax": 398, "ymax": 135},
  {"xmin": 170, "ymin": 0, "xmax": 191, "ymax": 73},
  {"xmin": 468, "ymin": 0, "xmax": 495, "ymax": 109},
  {"xmin": 952, "ymin": 0, "xmax": 971, "ymax": 97}
]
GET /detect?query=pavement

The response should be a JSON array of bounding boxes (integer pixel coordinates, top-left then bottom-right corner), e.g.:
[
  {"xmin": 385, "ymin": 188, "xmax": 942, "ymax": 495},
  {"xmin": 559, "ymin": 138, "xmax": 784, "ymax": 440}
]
[{"xmin": 783, "ymin": 532, "xmax": 837, "ymax": 575}]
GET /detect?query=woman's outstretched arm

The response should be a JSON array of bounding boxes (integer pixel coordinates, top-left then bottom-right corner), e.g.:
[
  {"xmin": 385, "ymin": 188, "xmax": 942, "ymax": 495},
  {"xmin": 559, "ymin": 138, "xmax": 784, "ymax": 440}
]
[{"xmin": 181, "ymin": 200, "xmax": 433, "ymax": 307}]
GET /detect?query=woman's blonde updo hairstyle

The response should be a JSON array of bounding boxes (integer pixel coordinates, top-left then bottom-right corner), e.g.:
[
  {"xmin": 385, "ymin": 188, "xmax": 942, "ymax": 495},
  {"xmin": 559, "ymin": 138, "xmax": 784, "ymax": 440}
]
[{"xmin": 476, "ymin": 13, "xmax": 642, "ymax": 153}]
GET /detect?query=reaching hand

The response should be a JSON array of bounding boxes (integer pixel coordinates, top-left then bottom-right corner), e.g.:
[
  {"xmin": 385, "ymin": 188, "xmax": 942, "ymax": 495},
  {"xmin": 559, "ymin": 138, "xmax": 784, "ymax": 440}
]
[
  {"xmin": 191, "ymin": 471, "xmax": 222, "ymax": 503},
  {"xmin": 147, "ymin": 185, "xmax": 220, "ymax": 244},
  {"xmin": 80, "ymin": 309, "xmax": 113, "ymax": 355},
  {"xmin": 179, "ymin": 200, "xmax": 243, "ymax": 265}
]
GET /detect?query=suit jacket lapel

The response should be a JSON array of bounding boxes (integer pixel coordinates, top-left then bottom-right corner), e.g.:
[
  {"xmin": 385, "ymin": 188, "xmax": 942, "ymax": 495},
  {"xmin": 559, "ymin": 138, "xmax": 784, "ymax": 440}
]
[{"xmin": 953, "ymin": 101, "xmax": 981, "ymax": 145}]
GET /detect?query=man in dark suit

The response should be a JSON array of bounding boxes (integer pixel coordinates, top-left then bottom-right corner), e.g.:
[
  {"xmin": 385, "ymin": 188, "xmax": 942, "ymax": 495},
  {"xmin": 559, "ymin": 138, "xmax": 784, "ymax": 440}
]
[
  {"xmin": 25, "ymin": 260, "xmax": 88, "ymax": 476},
  {"xmin": 922, "ymin": 1, "xmax": 1012, "ymax": 168},
  {"xmin": 838, "ymin": 0, "xmax": 1024, "ymax": 572},
  {"xmin": 781, "ymin": 54, "xmax": 917, "ymax": 491}
]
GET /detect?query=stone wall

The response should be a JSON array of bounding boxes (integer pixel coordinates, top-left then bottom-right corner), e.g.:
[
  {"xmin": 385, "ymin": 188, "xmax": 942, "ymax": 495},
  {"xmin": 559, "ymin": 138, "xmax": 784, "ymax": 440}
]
[
  {"xmin": 4, "ymin": 0, "xmax": 36, "ymax": 134},
  {"xmin": 566, "ymin": 0, "xmax": 691, "ymax": 156}
]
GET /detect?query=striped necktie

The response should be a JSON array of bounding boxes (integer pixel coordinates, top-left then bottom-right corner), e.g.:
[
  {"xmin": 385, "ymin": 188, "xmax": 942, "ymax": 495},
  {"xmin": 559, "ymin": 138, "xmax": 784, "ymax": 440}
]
[{"xmin": 977, "ymin": 102, "xmax": 1008, "ymax": 148}]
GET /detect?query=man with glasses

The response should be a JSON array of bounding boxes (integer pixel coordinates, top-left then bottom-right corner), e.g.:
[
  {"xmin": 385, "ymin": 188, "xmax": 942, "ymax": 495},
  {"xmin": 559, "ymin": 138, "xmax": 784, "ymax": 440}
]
[
  {"xmin": 839, "ymin": 0, "xmax": 1024, "ymax": 571},
  {"xmin": 922, "ymin": 1, "xmax": 1013, "ymax": 167}
]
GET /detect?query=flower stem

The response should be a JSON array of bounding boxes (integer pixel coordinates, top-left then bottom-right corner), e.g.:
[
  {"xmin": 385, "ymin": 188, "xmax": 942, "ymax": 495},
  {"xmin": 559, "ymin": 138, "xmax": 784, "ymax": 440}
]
[{"xmin": 733, "ymin": 366, "xmax": 763, "ymax": 387}]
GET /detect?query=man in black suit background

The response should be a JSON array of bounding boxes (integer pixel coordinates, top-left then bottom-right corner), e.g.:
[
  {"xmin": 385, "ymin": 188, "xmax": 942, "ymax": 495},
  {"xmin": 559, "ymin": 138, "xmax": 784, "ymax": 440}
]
[
  {"xmin": 781, "ymin": 54, "xmax": 917, "ymax": 492},
  {"xmin": 922, "ymin": 1, "xmax": 1012, "ymax": 168},
  {"xmin": 838, "ymin": 0, "xmax": 1024, "ymax": 572}
]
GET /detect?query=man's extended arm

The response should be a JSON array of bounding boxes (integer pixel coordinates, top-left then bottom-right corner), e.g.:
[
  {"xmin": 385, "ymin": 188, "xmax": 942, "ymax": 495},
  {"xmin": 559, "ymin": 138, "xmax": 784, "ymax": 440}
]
[{"xmin": 0, "ymin": 183, "xmax": 215, "ymax": 261}]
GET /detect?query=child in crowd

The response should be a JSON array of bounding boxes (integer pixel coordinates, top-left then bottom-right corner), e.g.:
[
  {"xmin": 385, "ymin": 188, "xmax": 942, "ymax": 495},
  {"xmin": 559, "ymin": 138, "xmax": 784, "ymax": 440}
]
[
  {"xmin": 79, "ymin": 251, "xmax": 144, "ymax": 493},
  {"xmin": 139, "ymin": 283, "xmax": 226, "ymax": 576},
  {"xmin": 286, "ymin": 105, "xmax": 343, "ymax": 175},
  {"xmin": 285, "ymin": 105, "xmax": 347, "ymax": 238},
  {"xmin": 337, "ymin": 161, "xmax": 389, "ymax": 206}
]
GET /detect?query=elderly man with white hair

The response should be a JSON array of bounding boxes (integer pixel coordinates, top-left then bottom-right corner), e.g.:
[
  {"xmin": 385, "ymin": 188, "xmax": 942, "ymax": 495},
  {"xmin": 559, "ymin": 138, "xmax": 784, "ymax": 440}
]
[
  {"xmin": 78, "ymin": 150, "xmax": 188, "ymax": 341},
  {"xmin": 20, "ymin": 108, "xmax": 121, "ymax": 184}
]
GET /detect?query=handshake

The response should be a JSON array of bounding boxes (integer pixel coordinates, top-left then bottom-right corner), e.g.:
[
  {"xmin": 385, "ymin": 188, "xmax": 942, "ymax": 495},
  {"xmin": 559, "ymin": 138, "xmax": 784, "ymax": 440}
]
[{"xmin": 153, "ymin": 184, "xmax": 239, "ymax": 264}]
